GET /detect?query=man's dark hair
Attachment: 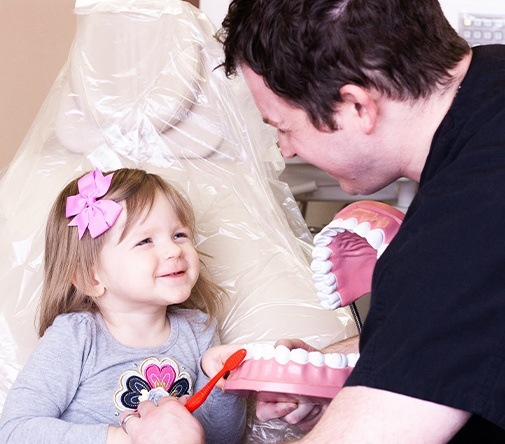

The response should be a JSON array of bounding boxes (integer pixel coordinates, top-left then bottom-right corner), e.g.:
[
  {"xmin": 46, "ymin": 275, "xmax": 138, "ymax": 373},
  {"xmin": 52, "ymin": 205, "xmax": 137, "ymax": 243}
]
[{"xmin": 218, "ymin": 0, "xmax": 470, "ymax": 130}]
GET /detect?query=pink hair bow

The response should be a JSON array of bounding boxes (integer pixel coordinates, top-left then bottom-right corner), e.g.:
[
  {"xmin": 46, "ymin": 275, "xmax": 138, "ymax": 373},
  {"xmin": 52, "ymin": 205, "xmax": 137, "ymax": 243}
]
[{"xmin": 66, "ymin": 169, "xmax": 122, "ymax": 239}]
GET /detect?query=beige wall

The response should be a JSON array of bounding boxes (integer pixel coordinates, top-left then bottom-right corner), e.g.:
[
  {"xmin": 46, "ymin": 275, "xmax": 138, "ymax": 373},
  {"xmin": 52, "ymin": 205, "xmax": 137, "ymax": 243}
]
[
  {"xmin": 0, "ymin": 0, "xmax": 199, "ymax": 171},
  {"xmin": 0, "ymin": 0, "xmax": 76, "ymax": 170}
]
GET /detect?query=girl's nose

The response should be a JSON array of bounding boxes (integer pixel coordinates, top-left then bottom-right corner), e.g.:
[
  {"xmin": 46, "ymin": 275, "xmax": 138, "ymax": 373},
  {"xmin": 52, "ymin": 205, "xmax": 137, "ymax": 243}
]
[{"xmin": 162, "ymin": 241, "xmax": 182, "ymax": 260}]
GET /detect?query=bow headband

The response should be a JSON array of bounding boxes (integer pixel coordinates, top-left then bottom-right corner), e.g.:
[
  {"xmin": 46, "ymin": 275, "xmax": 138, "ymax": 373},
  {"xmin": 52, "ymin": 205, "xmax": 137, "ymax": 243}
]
[{"xmin": 66, "ymin": 169, "xmax": 123, "ymax": 239}]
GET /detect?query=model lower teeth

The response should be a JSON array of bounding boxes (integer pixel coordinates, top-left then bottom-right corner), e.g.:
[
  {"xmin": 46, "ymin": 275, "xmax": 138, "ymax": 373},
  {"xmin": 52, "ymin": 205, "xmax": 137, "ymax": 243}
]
[{"xmin": 244, "ymin": 343, "xmax": 359, "ymax": 369}]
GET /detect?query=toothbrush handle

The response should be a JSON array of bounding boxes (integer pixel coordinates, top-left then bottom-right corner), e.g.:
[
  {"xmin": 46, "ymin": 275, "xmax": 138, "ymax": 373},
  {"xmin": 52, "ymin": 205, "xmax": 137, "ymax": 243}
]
[
  {"xmin": 185, "ymin": 349, "xmax": 247, "ymax": 413},
  {"xmin": 185, "ymin": 372, "xmax": 223, "ymax": 413}
]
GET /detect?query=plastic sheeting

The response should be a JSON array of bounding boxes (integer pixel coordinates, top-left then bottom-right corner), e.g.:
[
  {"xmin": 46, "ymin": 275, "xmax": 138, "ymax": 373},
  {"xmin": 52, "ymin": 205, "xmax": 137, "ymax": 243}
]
[{"xmin": 0, "ymin": 0, "xmax": 358, "ymax": 435}]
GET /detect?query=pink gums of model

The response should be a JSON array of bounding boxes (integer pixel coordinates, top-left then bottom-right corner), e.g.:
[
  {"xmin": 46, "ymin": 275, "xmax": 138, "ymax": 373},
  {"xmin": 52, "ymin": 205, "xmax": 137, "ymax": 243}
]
[
  {"xmin": 312, "ymin": 200, "xmax": 404, "ymax": 309},
  {"xmin": 224, "ymin": 201, "xmax": 404, "ymax": 402}
]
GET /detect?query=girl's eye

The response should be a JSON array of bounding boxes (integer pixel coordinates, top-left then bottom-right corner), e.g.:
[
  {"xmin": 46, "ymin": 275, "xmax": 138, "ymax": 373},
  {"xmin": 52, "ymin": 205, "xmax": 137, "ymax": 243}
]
[
  {"xmin": 174, "ymin": 231, "xmax": 189, "ymax": 240},
  {"xmin": 137, "ymin": 238, "xmax": 152, "ymax": 246}
]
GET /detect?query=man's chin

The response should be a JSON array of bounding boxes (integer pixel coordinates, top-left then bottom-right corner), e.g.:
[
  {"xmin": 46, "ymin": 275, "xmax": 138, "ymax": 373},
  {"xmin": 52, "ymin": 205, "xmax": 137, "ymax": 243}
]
[
  {"xmin": 337, "ymin": 179, "xmax": 382, "ymax": 197},
  {"xmin": 335, "ymin": 180, "xmax": 361, "ymax": 196}
]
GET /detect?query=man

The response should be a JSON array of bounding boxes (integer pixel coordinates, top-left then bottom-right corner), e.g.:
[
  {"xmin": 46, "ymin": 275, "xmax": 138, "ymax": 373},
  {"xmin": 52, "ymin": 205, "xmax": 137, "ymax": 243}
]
[
  {"xmin": 216, "ymin": 0, "xmax": 505, "ymax": 442},
  {"xmin": 118, "ymin": 1, "xmax": 505, "ymax": 442}
]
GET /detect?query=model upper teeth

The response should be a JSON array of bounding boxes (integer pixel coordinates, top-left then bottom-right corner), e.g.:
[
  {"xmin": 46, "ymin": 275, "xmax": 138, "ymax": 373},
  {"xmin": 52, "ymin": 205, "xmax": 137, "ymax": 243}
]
[
  {"xmin": 243, "ymin": 343, "xmax": 359, "ymax": 369},
  {"xmin": 311, "ymin": 217, "xmax": 389, "ymax": 310}
]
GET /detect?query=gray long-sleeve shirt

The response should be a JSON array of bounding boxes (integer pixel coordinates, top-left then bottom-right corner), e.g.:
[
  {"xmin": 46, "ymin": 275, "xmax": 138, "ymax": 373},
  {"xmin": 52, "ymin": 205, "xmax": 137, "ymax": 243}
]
[{"xmin": 0, "ymin": 309, "xmax": 246, "ymax": 443}]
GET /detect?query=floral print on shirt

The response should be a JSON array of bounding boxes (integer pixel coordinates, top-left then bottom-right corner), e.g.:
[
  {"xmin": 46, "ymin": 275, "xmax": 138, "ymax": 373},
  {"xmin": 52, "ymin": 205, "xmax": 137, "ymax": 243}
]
[{"xmin": 114, "ymin": 357, "xmax": 192, "ymax": 410}]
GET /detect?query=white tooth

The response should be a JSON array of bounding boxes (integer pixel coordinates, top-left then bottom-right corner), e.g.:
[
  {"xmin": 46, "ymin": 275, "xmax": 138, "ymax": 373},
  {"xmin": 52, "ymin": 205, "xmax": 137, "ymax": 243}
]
[
  {"xmin": 317, "ymin": 290, "xmax": 341, "ymax": 304},
  {"xmin": 325, "ymin": 291, "xmax": 341, "ymax": 306},
  {"xmin": 328, "ymin": 218, "xmax": 345, "ymax": 229},
  {"xmin": 347, "ymin": 353, "xmax": 360, "ymax": 367},
  {"xmin": 290, "ymin": 348, "xmax": 309, "ymax": 364},
  {"xmin": 311, "ymin": 260, "xmax": 333, "ymax": 274},
  {"xmin": 310, "ymin": 259, "xmax": 321, "ymax": 272},
  {"xmin": 310, "ymin": 260, "xmax": 322, "ymax": 273},
  {"xmin": 377, "ymin": 243, "xmax": 388, "ymax": 258},
  {"xmin": 325, "ymin": 353, "xmax": 347, "ymax": 368},
  {"xmin": 366, "ymin": 229, "xmax": 384, "ymax": 250},
  {"xmin": 315, "ymin": 281, "xmax": 337, "ymax": 293},
  {"xmin": 319, "ymin": 292, "xmax": 342, "ymax": 309},
  {"xmin": 321, "ymin": 299, "xmax": 340, "ymax": 310},
  {"xmin": 261, "ymin": 343, "xmax": 276, "ymax": 360},
  {"xmin": 326, "ymin": 273, "xmax": 337, "ymax": 286},
  {"xmin": 323, "ymin": 227, "xmax": 344, "ymax": 237},
  {"xmin": 274, "ymin": 345, "xmax": 291, "ymax": 365},
  {"xmin": 253, "ymin": 343, "xmax": 264, "ymax": 360},
  {"xmin": 244, "ymin": 344, "xmax": 254, "ymax": 360},
  {"xmin": 313, "ymin": 234, "xmax": 332, "ymax": 247},
  {"xmin": 312, "ymin": 273, "xmax": 336, "ymax": 287},
  {"xmin": 340, "ymin": 218, "xmax": 358, "ymax": 232},
  {"xmin": 318, "ymin": 282, "xmax": 337, "ymax": 293},
  {"xmin": 308, "ymin": 351, "xmax": 325, "ymax": 367},
  {"xmin": 354, "ymin": 221, "xmax": 371, "ymax": 237},
  {"xmin": 312, "ymin": 273, "xmax": 323, "ymax": 285},
  {"xmin": 311, "ymin": 246, "xmax": 332, "ymax": 261},
  {"xmin": 314, "ymin": 281, "xmax": 326, "ymax": 292}
]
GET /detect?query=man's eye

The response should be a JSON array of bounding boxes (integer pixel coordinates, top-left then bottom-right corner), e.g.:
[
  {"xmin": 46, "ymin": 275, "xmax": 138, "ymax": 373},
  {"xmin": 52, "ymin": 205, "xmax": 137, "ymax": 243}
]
[
  {"xmin": 174, "ymin": 232, "xmax": 189, "ymax": 240},
  {"xmin": 137, "ymin": 238, "xmax": 152, "ymax": 246}
]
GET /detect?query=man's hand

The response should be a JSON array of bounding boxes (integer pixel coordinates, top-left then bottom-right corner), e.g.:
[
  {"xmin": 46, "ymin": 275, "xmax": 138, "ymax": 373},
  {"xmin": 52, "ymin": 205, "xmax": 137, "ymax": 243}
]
[
  {"xmin": 255, "ymin": 336, "xmax": 359, "ymax": 431},
  {"xmin": 256, "ymin": 400, "xmax": 328, "ymax": 432},
  {"xmin": 118, "ymin": 397, "xmax": 204, "ymax": 444}
]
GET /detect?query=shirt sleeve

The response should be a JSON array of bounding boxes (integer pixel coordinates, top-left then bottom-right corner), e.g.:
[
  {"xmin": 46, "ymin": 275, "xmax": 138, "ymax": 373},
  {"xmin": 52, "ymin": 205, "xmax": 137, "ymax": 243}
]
[{"xmin": 0, "ymin": 314, "xmax": 109, "ymax": 444}]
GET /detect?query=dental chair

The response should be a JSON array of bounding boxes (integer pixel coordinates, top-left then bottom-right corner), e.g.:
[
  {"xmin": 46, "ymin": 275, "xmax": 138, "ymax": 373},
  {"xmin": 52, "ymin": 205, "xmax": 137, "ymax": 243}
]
[{"xmin": 0, "ymin": 0, "xmax": 358, "ymax": 441}]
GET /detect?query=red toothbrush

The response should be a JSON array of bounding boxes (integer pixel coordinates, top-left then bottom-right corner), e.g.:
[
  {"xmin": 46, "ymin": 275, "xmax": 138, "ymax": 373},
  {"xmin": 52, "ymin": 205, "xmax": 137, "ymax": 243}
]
[{"xmin": 185, "ymin": 348, "xmax": 247, "ymax": 413}]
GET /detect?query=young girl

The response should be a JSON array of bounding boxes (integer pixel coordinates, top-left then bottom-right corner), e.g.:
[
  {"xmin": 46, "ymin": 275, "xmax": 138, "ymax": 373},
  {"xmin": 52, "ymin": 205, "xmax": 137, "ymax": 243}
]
[{"xmin": 0, "ymin": 168, "xmax": 246, "ymax": 444}]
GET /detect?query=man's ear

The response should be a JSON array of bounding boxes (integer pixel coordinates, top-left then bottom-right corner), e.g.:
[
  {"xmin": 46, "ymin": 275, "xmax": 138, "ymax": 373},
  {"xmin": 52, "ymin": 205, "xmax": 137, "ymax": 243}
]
[
  {"xmin": 339, "ymin": 84, "xmax": 378, "ymax": 134},
  {"xmin": 73, "ymin": 269, "xmax": 105, "ymax": 297}
]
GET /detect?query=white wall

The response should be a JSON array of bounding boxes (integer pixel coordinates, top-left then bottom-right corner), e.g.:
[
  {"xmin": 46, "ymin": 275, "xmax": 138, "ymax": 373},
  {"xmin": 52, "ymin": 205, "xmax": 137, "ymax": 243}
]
[
  {"xmin": 200, "ymin": 0, "xmax": 230, "ymax": 29},
  {"xmin": 439, "ymin": 0, "xmax": 505, "ymax": 29},
  {"xmin": 200, "ymin": 0, "xmax": 505, "ymax": 35}
]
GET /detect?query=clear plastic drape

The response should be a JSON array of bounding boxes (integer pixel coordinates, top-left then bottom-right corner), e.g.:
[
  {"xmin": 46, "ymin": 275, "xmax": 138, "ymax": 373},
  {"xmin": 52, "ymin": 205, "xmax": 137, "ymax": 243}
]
[{"xmin": 0, "ymin": 0, "xmax": 358, "ymax": 422}]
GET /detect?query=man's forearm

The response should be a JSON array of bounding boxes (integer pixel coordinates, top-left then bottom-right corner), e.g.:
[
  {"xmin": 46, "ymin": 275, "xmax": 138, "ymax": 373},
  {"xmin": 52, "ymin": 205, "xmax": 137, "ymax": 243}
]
[{"xmin": 321, "ymin": 335, "xmax": 360, "ymax": 355}]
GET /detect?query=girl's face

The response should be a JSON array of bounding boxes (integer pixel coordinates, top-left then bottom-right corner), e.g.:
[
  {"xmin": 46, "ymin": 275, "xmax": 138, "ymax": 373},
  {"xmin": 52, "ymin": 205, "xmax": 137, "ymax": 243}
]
[{"xmin": 91, "ymin": 192, "xmax": 200, "ymax": 316}]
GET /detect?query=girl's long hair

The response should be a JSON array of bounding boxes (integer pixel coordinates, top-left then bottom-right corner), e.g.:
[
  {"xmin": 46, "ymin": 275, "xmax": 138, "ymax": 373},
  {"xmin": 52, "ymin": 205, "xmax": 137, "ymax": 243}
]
[{"xmin": 38, "ymin": 168, "xmax": 222, "ymax": 337}]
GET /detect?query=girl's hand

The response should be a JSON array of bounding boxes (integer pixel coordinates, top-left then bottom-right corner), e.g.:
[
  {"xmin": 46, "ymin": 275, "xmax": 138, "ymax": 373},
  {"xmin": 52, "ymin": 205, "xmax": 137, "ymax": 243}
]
[{"xmin": 201, "ymin": 343, "xmax": 245, "ymax": 388}]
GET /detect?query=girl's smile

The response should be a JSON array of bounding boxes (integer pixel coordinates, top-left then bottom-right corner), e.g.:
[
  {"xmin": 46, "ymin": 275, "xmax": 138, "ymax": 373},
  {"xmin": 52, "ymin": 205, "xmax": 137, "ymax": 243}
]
[{"xmin": 91, "ymin": 190, "xmax": 200, "ymax": 318}]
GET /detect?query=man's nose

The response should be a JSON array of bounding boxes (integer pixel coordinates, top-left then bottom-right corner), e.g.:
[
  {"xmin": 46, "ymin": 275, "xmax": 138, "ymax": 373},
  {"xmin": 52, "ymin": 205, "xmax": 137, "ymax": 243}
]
[{"xmin": 276, "ymin": 137, "xmax": 296, "ymax": 158}]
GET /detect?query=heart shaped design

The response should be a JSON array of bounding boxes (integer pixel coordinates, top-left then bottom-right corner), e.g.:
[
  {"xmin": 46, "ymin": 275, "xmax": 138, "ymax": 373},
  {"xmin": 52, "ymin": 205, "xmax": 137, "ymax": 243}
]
[{"xmin": 144, "ymin": 362, "xmax": 176, "ymax": 391}]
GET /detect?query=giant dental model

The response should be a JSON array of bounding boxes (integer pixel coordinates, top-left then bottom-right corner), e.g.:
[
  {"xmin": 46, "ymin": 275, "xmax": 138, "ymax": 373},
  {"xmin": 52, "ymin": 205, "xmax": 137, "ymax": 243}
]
[
  {"xmin": 224, "ymin": 343, "xmax": 359, "ymax": 401},
  {"xmin": 312, "ymin": 201, "xmax": 404, "ymax": 310},
  {"xmin": 224, "ymin": 201, "xmax": 404, "ymax": 402}
]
